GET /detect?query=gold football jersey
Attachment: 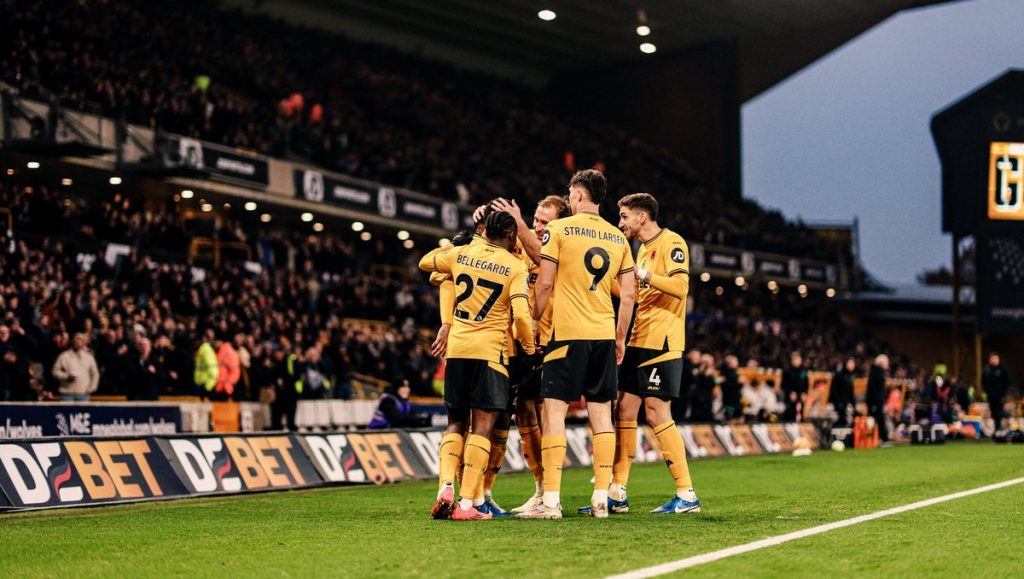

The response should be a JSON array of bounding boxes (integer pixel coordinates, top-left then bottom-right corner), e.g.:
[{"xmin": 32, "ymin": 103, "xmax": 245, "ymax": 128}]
[
  {"xmin": 426, "ymin": 241, "xmax": 532, "ymax": 363},
  {"xmin": 423, "ymin": 235, "xmax": 486, "ymax": 325},
  {"xmin": 523, "ymin": 231, "xmax": 556, "ymax": 346},
  {"xmin": 539, "ymin": 212, "xmax": 635, "ymax": 341},
  {"xmin": 629, "ymin": 228, "xmax": 689, "ymax": 351}
]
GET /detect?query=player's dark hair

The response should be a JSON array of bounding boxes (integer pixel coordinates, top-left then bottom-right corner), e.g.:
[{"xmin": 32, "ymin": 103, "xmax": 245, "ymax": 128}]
[
  {"xmin": 569, "ymin": 169, "xmax": 607, "ymax": 204},
  {"xmin": 538, "ymin": 195, "xmax": 571, "ymax": 218},
  {"xmin": 474, "ymin": 202, "xmax": 497, "ymax": 228},
  {"xmin": 485, "ymin": 211, "xmax": 517, "ymax": 243},
  {"xmin": 618, "ymin": 192, "xmax": 659, "ymax": 221},
  {"xmin": 450, "ymin": 229, "xmax": 475, "ymax": 246}
]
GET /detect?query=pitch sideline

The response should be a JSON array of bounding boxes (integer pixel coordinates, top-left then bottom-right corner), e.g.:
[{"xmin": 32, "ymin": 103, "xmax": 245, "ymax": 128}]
[{"xmin": 607, "ymin": 476, "xmax": 1024, "ymax": 579}]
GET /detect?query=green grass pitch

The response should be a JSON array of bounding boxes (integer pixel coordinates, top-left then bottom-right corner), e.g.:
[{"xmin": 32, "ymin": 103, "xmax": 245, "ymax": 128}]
[{"xmin": 2, "ymin": 442, "xmax": 1022, "ymax": 578}]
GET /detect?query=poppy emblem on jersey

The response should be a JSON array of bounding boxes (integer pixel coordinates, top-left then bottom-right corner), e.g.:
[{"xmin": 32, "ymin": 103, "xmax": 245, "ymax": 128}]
[{"xmin": 671, "ymin": 249, "xmax": 685, "ymax": 264}]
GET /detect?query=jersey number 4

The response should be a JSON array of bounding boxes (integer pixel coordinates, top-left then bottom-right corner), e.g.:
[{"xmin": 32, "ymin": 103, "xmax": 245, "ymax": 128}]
[
  {"xmin": 648, "ymin": 368, "xmax": 662, "ymax": 387},
  {"xmin": 455, "ymin": 274, "xmax": 503, "ymax": 322}
]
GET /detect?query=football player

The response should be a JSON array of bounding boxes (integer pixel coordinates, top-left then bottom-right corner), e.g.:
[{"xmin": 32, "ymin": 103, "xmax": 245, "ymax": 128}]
[{"xmin": 516, "ymin": 169, "xmax": 636, "ymax": 520}]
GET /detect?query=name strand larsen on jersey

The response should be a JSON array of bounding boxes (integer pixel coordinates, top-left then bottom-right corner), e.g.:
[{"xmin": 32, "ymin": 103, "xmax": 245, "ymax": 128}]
[
  {"xmin": 562, "ymin": 226, "xmax": 625, "ymax": 244},
  {"xmin": 456, "ymin": 254, "xmax": 512, "ymax": 276}
]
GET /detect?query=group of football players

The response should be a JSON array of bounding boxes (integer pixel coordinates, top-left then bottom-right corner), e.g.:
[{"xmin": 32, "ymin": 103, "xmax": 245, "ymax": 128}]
[{"xmin": 418, "ymin": 169, "xmax": 700, "ymax": 520}]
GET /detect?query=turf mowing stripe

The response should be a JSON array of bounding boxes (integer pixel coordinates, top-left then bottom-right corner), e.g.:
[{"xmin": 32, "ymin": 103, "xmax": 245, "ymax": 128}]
[{"xmin": 607, "ymin": 476, "xmax": 1024, "ymax": 579}]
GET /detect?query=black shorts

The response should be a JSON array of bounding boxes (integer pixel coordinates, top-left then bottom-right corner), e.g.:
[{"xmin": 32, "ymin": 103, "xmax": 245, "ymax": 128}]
[
  {"xmin": 444, "ymin": 358, "xmax": 509, "ymax": 412},
  {"xmin": 509, "ymin": 352, "xmax": 542, "ymax": 409},
  {"xmin": 619, "ymin": 346, "xmax": 683, "ymax": 399},
  {"xmin": 540, "ymin": 339, "xmax": 617, "ymax": 403},
  {"xmin": 508, "ymin": 353, "xmax": 529, "ymax": 388}
]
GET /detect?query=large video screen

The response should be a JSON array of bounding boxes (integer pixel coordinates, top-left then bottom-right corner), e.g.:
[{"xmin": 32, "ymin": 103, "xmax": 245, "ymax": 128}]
[{"xmin": 988, "ymin": 142, "xmax": 1024, "ymax": 221}]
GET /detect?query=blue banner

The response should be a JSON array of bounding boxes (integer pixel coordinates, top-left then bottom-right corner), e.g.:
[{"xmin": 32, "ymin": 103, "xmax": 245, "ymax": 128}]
[{"xmin": 0, "ymin": 404, "xmax": 181, "ymax": 439}]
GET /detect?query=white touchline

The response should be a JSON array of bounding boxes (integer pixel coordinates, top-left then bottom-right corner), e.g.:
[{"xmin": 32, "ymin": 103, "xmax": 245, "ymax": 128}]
[{"xmin": 607, "ymin": 476, "xmax": 1024, "ymax": 579}]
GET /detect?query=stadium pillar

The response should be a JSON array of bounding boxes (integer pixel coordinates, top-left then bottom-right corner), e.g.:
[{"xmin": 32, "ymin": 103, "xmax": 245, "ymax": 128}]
[
  {"xmin": 974, "ymin": 331, "xmax": 982, "ymax": 397},
  {"xmin": 1, "ymin": 90, "xmax": 11, "ymax": 141},
  {"xmin": 115, "ymin": 115, "xmax": 127, "ymax": 167},
  {"xmin": 951, "ymin": 234, "xmax": 961, "ymax": 380}
]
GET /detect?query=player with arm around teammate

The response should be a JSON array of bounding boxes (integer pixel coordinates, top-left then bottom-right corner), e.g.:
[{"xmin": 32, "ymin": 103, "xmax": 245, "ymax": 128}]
[
  {"xmin": 490, "ymin": 195, "xmax": 572, "ymax": 513},
  {"xmin": 516, "ymin": 169, "xmax": 636, "ymax": 520},
  {"xmin": 419, "ymin": 211, "xmax": 535, "ymax": 521},
  {"xmin": 599, "ymin": 192, "xmax": 701, "ymax": 515}
]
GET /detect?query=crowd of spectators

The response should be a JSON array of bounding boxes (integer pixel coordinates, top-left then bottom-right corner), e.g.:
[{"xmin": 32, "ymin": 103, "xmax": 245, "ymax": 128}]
[
  {"xmin": 0, "ymin": 174, "xmax": 907, "ymax": 433},
  {"xmin": 0, "ymin": 0, "xmax": 849, "ymax": 263},
  {"xmin": 666, "ymin": 282, "xmax": 922, "ymax": 428},
  {"xmin": 0, "ymin": 180, "xmax": 442, "ymax": 411}
]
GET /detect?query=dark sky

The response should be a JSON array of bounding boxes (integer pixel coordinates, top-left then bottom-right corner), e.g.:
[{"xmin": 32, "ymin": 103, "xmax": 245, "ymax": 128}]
[{"xmin": 742, "ymin": 0, "xmax": 1024, "ymax": 285}]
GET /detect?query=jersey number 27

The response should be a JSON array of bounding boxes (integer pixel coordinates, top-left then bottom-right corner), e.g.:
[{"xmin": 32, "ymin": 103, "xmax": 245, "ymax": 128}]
[{"xmin": 455, "ymin": 274, "xmax": 503, "ymax": 322}]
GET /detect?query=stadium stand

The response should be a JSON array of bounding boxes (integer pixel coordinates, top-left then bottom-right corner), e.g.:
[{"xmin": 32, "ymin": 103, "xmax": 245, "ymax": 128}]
[
  {"xmin": 0, "ymin": 172, "xmax": 922, "ymax": 430},
  {"xmin": 0, "ymin": 0, "xmax": 850, "ymax": 264},
  {"xmin": 0, "ymin": 0, "xmax": 937, "ymax": 432},
  {"xmin": 0, "ymin": 178, "xmax": 440, "ymax": 404}
]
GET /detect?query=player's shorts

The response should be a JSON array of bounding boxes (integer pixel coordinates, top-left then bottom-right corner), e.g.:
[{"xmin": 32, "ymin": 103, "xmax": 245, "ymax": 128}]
[
  {"xmin": 509, "ymin": 353, "xmax": 542, "ymax": 410},
  {"xmin": 444, "ymin": 358, "xmax": 509, "ymax": 411},
  {"xmin": 518, "ymin": 351, "xmax": 542, "ymax": 401},
  {"xmin": 619, "ymin": 346, "xmax": 683, "ymax": 400},
  {"xmin": 540, "ymin": 339, "xmax": 616, "ymax": 403}
]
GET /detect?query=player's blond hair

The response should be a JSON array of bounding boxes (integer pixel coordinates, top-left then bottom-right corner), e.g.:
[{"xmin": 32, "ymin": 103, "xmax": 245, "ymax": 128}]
[{"xmin": 538, "ymin": 195, "xmax": 570, "ymax": 218}]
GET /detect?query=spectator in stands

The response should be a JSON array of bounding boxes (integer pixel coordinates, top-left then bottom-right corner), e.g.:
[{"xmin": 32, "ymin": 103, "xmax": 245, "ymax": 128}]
[
  {"xmin": 673, "ymin": 348, "xmax": 701, "ymax": 422},
  {"xmin": 922, "ymin": 363, "xmax": 947, "ymax": 406},
  {"xmin": 272, "ymin": 346, "xmax": 299, "ymax": 431},
  {"xmin": 831, "ymin": 358, "xmax": 856, "ymax": 427},
  {"xmin": 931, "ymin": 370, "xmax": 954, "ymax": 423},
  {"xmin": 867, "ymin": 354, "xmax": 890, "ymax": 444},
  {"xmin": 331, "ymin": 347, "xmax": 355, "ymax": 400},
  {"xmin": 215, "ymin": 333, "xmax": 241, "ymax": 401},
  {"xmin": 51, "ymin": 333, "xmax": 99, "ymax": 401},
  {"xmin": 952, "ymin": 375, "xmax": 972, "ymax": 420},
  {"xmin": 153, "ymin": 333, "xmax": 184, "ymax": 395},
  {"xmin": 720, "ymin": 355, "xmax": 742, "ymax": 423},
  {"xmin": 123, "ymin": 337, "xmax": 162, "ymax": 401},
  {"xmin": 192, "ymin": 329, "xmax": 215, "ymax": 392},
  {"xmin": 781, "ymin": 352, "xmax": 809, "ymax": 422},
  {"xmin": 297, "ymin": 345, "xmax": 333, "ymax": 399},
  {"xmin": 982, "ymin": 352, "xmax": 1009, "ymax": 436},
  {"xmin": 236, "ymin": 334, "xmax": 252, "ymax": 401},
  {"xmin": 247, "ymin": 341, "xmax": 276, "ymax": 403},
  {"xmin": 0, "ymin": 324, "xmax": 31, "ymax": 401},
  {"xmin": 742, "ymin": 379, "xmax": 782, "ymax": 422},
  {"xmin": 94, "ymin": 329, "xmax": 129, "ymax": 394},
  {"xmin": 368, "ymin": 379, "xmax": 428, "ymax": 429},
  {"xmin": 885, "ymin": 380, "xmax": 903, "ymax": 429},
  {"xmin": 690, "ymin": 354, "xmax": 717, "ymax": 422}
]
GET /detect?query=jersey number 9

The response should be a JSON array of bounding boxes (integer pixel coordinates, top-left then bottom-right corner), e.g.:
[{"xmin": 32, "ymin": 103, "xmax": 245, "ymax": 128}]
[{"xmin": 584, "ymin": 247, "xmax": 610, "ymax": 291}]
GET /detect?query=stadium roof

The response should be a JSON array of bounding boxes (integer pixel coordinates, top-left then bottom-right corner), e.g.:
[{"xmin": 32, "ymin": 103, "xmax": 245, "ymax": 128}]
[{"xmin": 226, "ymin": 0, "xmax": 956, "ymax": 97}]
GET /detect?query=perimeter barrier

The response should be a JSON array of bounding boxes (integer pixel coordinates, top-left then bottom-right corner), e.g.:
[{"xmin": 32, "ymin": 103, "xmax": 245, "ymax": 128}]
[{"xmin": 0, "ymin": 423, "xmax": 820, "ymax": 512}]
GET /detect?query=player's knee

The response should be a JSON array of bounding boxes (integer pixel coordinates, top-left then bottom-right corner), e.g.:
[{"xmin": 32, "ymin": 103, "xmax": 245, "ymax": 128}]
[
  {"xmin": 470, "ymin": 409, "xmax": 497, "ymax": 437},
  {"xmin": 494, "ymin": 411, "xmax": 511, "ymax": 431},
  {"xmin": 446, "ymin": 408, "xmax": 469, "ymax": 433},
  {"xmin": 614, "ymin": 393, "xmax": 638, "ymax": 420},
  {"xmin": 644, "ymin": 397, "xmax": 673, "ymax": 425},
  {"xmin": 615, "ymin": 400, "xmax": 639, "ymax": 422},
  {"xmin": 517, "ymin": 402, "xmax": 539, "ymax": 426}
]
